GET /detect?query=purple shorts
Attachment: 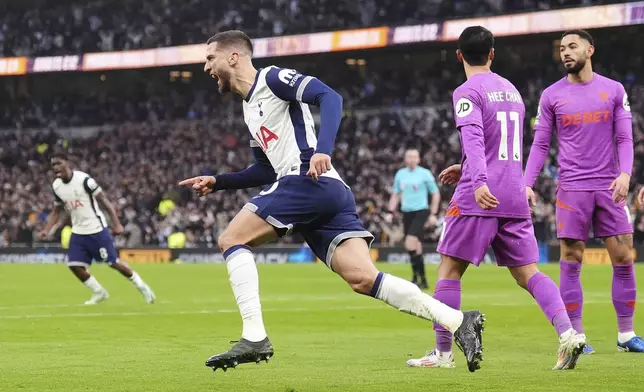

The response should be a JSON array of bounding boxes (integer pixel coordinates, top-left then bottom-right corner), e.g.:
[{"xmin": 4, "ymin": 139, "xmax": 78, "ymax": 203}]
[
  {"xmin": 556, "ymin": 188, "xmax": 633, "ymax": 241},
  {"xmin": 438, "ymin": 213, "xmax": 538, "ymax": 267}
]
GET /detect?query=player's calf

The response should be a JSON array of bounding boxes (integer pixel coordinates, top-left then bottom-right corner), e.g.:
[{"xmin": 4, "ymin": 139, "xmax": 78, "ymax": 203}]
[
  {"xmin": 604, "ymin": 234, "xmax": 639, "ymax": 348},
  {"xmin": 509, "ymin": 265, "xmax": 573, "ymax": 335},
  {"xmin": 559, "ymin": 239, "xmax": 586, "ymax": 334},
  {"xmin": 109, "ymin": 261, "xmax": 156, "ymax": 304},
  {"xmin": 205, "ymin": 209, "xmax": 278, "ymax": 371},
  {"xmin": 331, "ymin": 238, "xmax": 484, "ymax": 372},
  {"xmin": 68, "ymin": 265, "xmax": 109, "ymax": 305}
]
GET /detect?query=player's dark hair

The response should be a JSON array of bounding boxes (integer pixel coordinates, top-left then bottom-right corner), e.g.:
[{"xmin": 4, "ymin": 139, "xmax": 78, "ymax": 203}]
[
  {"xmin": 50, "ymin": 150, "xmax": 68, "ymax": 161},
  {"xmin": 561, "ymin": 29, "xmax": 594, "ymax": 46},
  {"xmin": 458, "ymin": 26, "xmax": 494, "ymax": 66},
  {"xmin": 206, "ymin": 30, "xmax": 253, "ymax": 54}
]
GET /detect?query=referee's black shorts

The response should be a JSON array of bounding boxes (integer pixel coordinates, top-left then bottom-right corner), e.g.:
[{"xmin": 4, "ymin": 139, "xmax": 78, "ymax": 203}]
[{"xmin": 403, "ymin": 209, "xmax": 430, "ymax": 238}]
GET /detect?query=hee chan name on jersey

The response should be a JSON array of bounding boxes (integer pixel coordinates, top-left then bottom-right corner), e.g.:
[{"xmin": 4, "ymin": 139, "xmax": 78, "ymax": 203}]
[{"xmin": 486, "ymin": 91, "xmax": 523, "ymax": 103}]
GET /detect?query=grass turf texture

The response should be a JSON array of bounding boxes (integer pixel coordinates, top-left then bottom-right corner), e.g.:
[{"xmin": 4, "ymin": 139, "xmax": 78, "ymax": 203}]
[{"xmin": 0, "ymin": 263, "xmax": 642, "ymax": 392}]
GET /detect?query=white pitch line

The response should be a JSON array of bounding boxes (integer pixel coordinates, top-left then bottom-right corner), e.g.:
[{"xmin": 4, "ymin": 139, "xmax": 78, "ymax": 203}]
[
  {"xmin": 1, "ymin": 299, "xmax": 643, "ymax": 320},
  {"xmin": 0, "ymin": 292, "xmax": 616, "ymax": 311},
  {"xmin": 0, "ymin": 305, "xmax": 382, "ymax": 320},
  {"xmin": 0, "ymin": 294, "xmax": 352, "ymax": 311}
]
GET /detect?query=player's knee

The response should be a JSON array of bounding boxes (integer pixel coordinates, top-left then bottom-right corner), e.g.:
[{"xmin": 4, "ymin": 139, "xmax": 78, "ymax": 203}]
[
  {"xmin": 610, "ymin": 235, "xmax": 634, "ymax": 265},
  {"xmin": 217, "ymin": 231, "xmax": 238, "ymax": 253},
  {"xmin": 513, "ymin": 275, "xmax": 530, "ymax": 290},
  {"xmin": 347, "ymin": 274, "xmax": 376, "ymax": 295},
  {"xmin": 561, "ymin": 241, "xmax": 584, "ymax": 263},
  {"xmin": 404, "ymin": 236, "xmax": 417, "ymax": 250}
]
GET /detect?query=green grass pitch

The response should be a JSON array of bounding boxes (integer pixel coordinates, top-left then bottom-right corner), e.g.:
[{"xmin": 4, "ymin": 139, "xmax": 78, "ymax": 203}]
[{"xmin": 0, "ymin": 263, "xmax": 642, "ymax": 392}]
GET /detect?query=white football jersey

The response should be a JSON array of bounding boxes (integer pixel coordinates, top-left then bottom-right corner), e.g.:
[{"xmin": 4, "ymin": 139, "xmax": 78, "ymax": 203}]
[
  {"xmin": 242, "ymin": 66, "xmax": 345, "ymax": 184},
  {"xmin": 52, "ymin": 170, "xmax": 107, "ymax": 235}
]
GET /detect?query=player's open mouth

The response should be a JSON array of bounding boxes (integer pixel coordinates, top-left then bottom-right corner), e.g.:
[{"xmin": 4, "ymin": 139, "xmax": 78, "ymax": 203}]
[{"xmin": 563, "ymin": 59, "xmax": 574, "ymax": 65}]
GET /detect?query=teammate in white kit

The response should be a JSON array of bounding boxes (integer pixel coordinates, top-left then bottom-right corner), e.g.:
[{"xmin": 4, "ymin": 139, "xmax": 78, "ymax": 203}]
[
  {"xmin": 179, "ymin": 30, "xmax": 484, "ymax": 373},
  {"xmin": 40, "ymin": 152, "xmax": 156, "ymax": 305}
]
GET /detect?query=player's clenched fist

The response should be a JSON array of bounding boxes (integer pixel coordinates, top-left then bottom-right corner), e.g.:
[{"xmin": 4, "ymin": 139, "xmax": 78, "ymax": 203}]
[
  {"xmin": 179, "ymin": 176, "xmax": 216, "ymax": 196},
  {"xmin": 638, "ymin": 186, "xmax": 644, "ymax": 205},
  {"xmin": 474, "ymin": 184, "xmax": 499, "ymax": 210},
  {"xmin": 307, "ymin": 153, "xmax": 331, "ymax": 181},
  {"xmin": 439, "ymin": 164, "xmax": 462, "ymax": 185}
]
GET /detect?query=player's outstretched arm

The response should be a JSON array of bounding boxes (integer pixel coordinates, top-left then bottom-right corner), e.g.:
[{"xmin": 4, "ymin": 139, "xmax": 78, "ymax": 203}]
[
  {"xmin": 95, "ymin": 192, "xmax": 124, "ymax": 235},
  {"xmin": 265, "ymin": 68, "xmax": 343, "ymax": 180},
  {"xmin": 179, "ymin": 146, "xmax": 277, "ymax": 195},
  {"xmin": 39, "ymin": 205, "xmax": 63, "ymax": 239}
]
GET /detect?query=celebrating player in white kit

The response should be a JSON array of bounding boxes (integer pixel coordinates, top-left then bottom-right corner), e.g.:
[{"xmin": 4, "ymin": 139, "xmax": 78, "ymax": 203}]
[
  {"xmin": 179, "ymin": 30, "xmax": 485, "ymax": 373},
  {"xmin": 40, "ymin": 152, "xmax": 156, "ymax": 305}
]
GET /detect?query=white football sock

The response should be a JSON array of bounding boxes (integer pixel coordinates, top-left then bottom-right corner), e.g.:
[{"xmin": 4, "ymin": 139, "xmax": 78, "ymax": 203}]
[
  {"xmin": 128, "ymin": 271, "xmax": 146, "ymax": 289},
  {"xmin": 559, "ymin": 328, "xmax": 575, "ymax": 341},
  {"xmin": 227, "ymin": 248, "xmax": 267, "ymax": 342},
  {"xmin": 374, "ymin": 273, "xmax": 463, "ymax": 333},
  {"xmin": 439, "ymin": 350, "xmax": 452, "ymax": 359},
  {"xmin": 618, "ymin": 331, "xmax": 636, "ymax": 344},
  {"xmin": 83, "ymin": 276, "xmax": 106, "ymax": 294}
]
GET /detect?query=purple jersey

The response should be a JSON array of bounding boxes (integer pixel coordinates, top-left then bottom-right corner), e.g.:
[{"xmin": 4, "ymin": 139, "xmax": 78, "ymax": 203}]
[
  {"xmin": 525, "ymin": 73, "xmax": 633, "ymax": 190},
  {"xmin": 452, "ymin": 72, "xmax": 530, "ymax": 218}
]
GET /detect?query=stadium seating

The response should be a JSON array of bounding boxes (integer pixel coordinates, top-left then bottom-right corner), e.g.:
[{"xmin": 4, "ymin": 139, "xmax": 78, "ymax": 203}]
[
  {"xmin": 0, "ymin": 6, "xmax": 643, "ymax": 248},
  {"xmin": 0, "ymin": 0, "xmax": 630, "ymax": 56}
]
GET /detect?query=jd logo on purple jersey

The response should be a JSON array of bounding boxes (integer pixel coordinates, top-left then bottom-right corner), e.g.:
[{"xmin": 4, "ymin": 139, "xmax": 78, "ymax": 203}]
[{"xmin": 455, "ymin": 97, "xmax": 473, "ymax": 117}]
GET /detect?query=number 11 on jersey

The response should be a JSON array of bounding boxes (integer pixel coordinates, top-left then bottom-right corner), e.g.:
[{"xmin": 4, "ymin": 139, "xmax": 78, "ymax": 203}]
[{"xmin": 496, "ymin": 111, "xmax": 521, "ymax": 161}]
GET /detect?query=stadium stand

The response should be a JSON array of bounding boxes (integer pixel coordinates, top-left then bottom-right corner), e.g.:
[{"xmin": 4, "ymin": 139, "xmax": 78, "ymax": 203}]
[
  {"xmin": 0, "ymin": 11, "xmax": 643, "ymax": 249},
  {"xmin": 0, "ymin": 0, "xmax": 631, "ymax": 56}
]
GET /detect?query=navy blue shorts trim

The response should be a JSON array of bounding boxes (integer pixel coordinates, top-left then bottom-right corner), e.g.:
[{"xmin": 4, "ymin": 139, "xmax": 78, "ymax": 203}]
[
  {"xmin": 245, "ymin": 176, "xmax": 374, "ymax": 267},
  {"xmin": 67, "ymin": 229, "xmax": 119, "ymax": 266}
]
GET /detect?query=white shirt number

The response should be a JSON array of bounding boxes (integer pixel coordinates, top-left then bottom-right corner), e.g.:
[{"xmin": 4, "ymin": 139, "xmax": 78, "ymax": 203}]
[{"xmin": 496, "ymin": 111, "xmax": 521, "ymax": 161}]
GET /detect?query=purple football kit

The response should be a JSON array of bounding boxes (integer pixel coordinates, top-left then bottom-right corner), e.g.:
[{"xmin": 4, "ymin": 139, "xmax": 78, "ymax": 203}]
[
  {"xmin": 524, "ymin": 72, "xmax": 636, "ymax": 340},
  {"xmin": 525, "ymin": 73, "xmax": 634, "ymax": 240},
  {"xmin": 438, "ymin": 72, "xmax": 538, "ymax": 266},
  {"xmin": 432, "ymin": 72, "xmax": 572, "ymax": 357}
]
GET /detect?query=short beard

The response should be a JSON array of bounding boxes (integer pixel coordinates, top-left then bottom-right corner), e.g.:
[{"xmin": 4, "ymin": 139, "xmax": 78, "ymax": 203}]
[
  {"xmin": 565, "ymin": 59, "xmax": 586, "ymax": 74},
  {"xmin": 216, "ymin": 69, "xmax": 233, "ymax": 94}
]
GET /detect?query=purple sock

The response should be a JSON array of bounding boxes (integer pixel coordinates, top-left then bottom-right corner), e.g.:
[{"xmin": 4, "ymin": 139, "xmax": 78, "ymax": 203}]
[
  {"xmin": 528, "ymin": 272, "xmax": 573, "ymax": 336},
  {"xmin": 612, "ymin": 264, "xmax": 636, "ymax": 333},
  {"xmin": 559, "ymin": 260, "xmax": 584, "ymax": 333},
  {"xmin": 433, "ymin": 279, "xmax": 461, "ymax": 352}
]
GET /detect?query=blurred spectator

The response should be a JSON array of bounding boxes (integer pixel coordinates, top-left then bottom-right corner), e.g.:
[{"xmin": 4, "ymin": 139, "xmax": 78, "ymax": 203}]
[
  {"xmin": 0, "ymin": 24, "xmax": 643, "ymax": 247},
  {"xmin": 0, "ymin": 0, "xmax": 630, "ymax": 56}
]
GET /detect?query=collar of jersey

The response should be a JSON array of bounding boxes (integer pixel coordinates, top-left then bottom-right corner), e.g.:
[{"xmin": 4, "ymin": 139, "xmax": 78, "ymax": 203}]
[
  {"xmin": 62, "ymin": 171, "xmax": 74, "ymax": 184},
  {"xmin": 244, "ymin": 68, "xmax": 262, "ymax": 103}
]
